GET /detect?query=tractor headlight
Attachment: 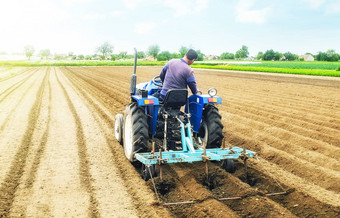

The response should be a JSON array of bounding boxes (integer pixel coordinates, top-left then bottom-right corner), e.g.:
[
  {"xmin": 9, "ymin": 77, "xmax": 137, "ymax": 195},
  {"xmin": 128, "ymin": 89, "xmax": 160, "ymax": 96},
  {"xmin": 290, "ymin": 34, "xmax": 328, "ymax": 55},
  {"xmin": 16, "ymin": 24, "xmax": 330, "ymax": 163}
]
[{"xmin": 208, "ymin": 88, "xmax": 217, "ymax": 97}]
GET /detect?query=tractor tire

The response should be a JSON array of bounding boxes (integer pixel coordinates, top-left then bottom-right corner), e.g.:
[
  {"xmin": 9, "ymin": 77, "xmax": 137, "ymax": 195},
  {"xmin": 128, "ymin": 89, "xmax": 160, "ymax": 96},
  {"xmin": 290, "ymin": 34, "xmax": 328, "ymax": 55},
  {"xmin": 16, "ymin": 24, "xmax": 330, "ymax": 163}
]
[
  {"xmin": 123, "ymin": 103, "xmax": 149, "ymax": 162},
  {"xmin": 114, "ymin": 114, "xmax": 123, "ymax": 145},
  {"xmin": 199, "ymin": 105, "xmax": 224, "ymax": 148}
]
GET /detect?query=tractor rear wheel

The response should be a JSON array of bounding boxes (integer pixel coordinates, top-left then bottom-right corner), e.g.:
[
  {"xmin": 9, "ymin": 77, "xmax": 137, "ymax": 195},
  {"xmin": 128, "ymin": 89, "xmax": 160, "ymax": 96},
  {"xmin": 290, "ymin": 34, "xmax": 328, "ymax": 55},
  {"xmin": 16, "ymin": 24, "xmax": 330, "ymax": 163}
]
[
  {"xmin": 199, "ymin": 105, "xmax": 224, "ymax": 148},
  {"xmin": 123, "ymin": 103, "xmax": 149, "ymax": 162}
]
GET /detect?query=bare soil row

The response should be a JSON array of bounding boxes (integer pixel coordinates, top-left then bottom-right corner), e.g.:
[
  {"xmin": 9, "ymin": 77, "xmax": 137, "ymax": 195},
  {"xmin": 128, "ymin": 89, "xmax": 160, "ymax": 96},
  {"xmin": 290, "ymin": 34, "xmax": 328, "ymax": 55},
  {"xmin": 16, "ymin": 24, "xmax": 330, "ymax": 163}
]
[
  {"xmin": 0, "ymin": 66, "xmax": 339, "ymax": 217},
  {"xmin": 62, "ymin": 66, "xmax": 340, "ymax": 217}
]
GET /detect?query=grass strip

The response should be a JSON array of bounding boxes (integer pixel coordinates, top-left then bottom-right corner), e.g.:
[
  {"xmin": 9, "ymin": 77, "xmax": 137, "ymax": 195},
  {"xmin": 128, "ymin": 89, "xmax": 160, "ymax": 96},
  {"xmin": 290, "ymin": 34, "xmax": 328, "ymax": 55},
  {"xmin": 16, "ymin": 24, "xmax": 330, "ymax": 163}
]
[
  {"xmin": 191, "ymin": 65, "xmax": 340, "ymax": 77},
  {"xmin": 1, "ymin": 60, "xmax": 339, "ymax": 77},
  {"xmin": 0, "ymin": 60, "xmax": 165, "ymax": 67}
]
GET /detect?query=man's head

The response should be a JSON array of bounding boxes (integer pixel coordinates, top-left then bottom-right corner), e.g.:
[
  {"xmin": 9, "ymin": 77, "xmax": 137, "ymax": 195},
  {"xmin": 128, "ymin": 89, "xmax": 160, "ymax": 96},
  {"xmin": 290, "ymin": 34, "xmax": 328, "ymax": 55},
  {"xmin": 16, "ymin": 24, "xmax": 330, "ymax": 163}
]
[{"xmin": 184, "ymin": 49, "xmax": 198, "ymax": 65}]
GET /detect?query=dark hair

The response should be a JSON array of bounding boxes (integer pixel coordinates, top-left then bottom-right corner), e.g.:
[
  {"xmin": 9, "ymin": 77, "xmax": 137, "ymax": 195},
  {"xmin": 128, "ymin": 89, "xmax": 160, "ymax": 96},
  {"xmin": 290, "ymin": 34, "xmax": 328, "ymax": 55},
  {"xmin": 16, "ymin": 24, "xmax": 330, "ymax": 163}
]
[{"xmin": 185, "ymin": 49, "xmax": 198, "ymax": 60}]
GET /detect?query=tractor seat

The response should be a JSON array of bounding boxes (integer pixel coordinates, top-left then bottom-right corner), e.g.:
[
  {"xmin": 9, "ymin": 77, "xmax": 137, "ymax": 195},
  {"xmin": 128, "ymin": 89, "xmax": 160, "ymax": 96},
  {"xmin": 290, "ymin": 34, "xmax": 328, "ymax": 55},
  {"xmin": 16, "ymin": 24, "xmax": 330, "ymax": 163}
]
[{"xmin": 161, "ymin": 89, "xmax": 188, "ymax": 108}]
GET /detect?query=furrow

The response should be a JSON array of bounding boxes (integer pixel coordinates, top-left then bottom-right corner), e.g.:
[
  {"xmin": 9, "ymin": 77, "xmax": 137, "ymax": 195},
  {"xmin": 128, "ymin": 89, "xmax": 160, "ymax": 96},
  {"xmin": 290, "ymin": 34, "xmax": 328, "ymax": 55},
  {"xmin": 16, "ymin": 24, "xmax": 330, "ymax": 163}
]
[
  {"xmin": 226, "ymin": 94, "xmax": 340, "ymax": 132},
  {"xmin": 221, "ymin": 109, "xmax": 340, "ymax": 163},
  {"xmin": 0, "ymin": 69, "xmax": 47, "ymax": 217},
  {"xmin": 222, "ymin": 100, "xmax": 339, "ymax": 146},
  {"xmin": 0, "ymin": 71, "xmax": 41, "ymax": 134},
  {"xmin": 61, "ymin": 67, "xmax": 171, "ymax": 217},
  {"xmin": 0, "ymin": 68, "xmax": 37, "ymax": 103},
  {"xmin": 154, "ymin": 162, "xmax": 295, "ymax": 217},
  {"xmin": 226, "ymin": 128, "xmax": 340, "ymax": 193},
  {"xmin": 55, "ymin": 70, "xmax": 100, "ymax": 218},
  {"xmin": 0, "ymin": 67, "xmax": 32, "ymax": 83},
  {"xmin": 229, "ymin": 160, "xmax": 340, "ymax": 217},
  {"xmin": 8, "ymin": 68, "xmax": 52, "ymax": 217}
]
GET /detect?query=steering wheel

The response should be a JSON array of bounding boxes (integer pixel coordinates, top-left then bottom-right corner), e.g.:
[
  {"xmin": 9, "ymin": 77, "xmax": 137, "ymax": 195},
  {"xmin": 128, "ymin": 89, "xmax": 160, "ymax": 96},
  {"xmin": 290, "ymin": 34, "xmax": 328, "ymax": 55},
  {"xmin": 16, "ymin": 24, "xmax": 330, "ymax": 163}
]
[{"xmin": 152, "ymin": 75, "xmax": 163, "ymax": 87}]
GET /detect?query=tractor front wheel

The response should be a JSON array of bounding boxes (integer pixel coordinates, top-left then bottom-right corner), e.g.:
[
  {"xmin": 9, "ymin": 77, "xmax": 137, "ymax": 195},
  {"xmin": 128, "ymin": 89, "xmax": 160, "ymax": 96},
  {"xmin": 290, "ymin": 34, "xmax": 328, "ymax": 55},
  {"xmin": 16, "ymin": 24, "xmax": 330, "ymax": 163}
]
[{"xmin": 123, "ymin": 103, "xmax": 149, "ymax": 162}]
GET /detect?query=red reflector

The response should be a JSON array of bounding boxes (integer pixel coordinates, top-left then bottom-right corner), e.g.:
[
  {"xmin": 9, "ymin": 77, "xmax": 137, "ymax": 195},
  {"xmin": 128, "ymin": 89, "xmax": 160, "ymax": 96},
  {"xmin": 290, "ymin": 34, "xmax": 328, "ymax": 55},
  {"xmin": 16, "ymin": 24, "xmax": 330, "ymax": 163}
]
[
  {"xmin": 208, "ymin": 98, "xmax": 217, "ymax": 103},
  {"xmin": 144, "ymin": 99, "xmax": 154, "ymax": 105}
]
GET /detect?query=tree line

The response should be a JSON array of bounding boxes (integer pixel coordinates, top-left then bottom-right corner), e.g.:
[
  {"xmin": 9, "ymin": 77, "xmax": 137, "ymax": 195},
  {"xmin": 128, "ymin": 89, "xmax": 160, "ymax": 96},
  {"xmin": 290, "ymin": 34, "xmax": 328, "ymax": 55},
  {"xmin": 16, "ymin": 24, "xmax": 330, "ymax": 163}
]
[
  {"xmin": 23, "ymin": 42, "xmax": 340, "ymax": 62},
  {"xmin": 221, "ymin": 45, "xmax": 340, "ymax": 62}
]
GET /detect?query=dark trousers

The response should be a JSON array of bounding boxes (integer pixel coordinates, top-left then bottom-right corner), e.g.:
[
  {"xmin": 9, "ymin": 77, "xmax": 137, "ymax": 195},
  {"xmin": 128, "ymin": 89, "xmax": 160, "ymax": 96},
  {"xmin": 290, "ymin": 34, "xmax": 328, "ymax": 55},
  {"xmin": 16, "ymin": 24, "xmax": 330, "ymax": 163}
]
[{"xmin": 152, "ymin": 91, "xmax": 165, "ymax": 102}]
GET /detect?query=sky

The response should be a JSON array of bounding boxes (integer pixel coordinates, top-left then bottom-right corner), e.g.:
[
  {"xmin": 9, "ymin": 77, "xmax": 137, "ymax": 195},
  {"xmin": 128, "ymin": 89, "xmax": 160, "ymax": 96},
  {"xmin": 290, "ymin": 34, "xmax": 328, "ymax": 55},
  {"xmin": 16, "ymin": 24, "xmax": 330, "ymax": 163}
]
[{"xmin": 0, "ymin": 0, "xmax": 339, "ymax": 57}]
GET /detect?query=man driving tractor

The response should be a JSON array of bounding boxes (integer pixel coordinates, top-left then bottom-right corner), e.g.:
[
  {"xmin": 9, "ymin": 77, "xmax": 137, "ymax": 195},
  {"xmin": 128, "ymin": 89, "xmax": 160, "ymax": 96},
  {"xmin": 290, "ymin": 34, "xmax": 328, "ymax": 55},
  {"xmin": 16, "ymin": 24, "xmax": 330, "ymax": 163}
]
[
  {"xmin": 114, "ymin": 48, "xmax": 256, "ymax": 180},
  {"xmin": 156, "ymin": 49, "xmax": 200, "ymax": 100}
]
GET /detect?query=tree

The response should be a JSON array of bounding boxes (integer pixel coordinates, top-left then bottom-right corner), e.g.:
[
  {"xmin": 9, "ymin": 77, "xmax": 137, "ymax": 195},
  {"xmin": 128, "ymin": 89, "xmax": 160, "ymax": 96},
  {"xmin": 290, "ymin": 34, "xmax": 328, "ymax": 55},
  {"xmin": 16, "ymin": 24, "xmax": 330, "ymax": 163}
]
[
  {"xmin": 179, "ymin": 46, "xmax": 188, "ymax": 57},
  {"xmin": 316, "ymin": 50, "xmax": 339, "ymax": 61},
  {"xmin": 235, "ymin": 45, "xmax": 249, "ymax": 59},
  {"xmin": 96, "ymin": 41, "xmax": 114, "ymax": 60},
  {"xmin": 170, "ymin": 52, "xmax": 181, "ymax": 59},
  {"xmin": 137, "ymin": 51, "xmax": 145, "ymax": 59},
  {"xmin": 24, "ymin": 45, "xmax": 35, "ymax": 60},
  {"xmin": 54, "ymin": 54, "xmax": 63, "ymax": 60},
  {"xmin": 315, "ymin": 52, "xmax": 325, "ymax": 61},
  {"xmin": 117, "ymin": 51, "xmax": 128, "ymax": 59},
  {"xmin": 220, "ymin": 52, "xmax": 235, "ymax": 60},
  {"xmin": 283, "ymin": 52, "xmax": 298, "ymax": 61},
  {"xmin": 39, "ymin": 49, "xmax": 50, "ymax": 59},
  {"xmin": 256, "ymin": 52, "xmax": 264, "ymax": 60},
  {"xmin": 273, "ymin": 52, "xmax": 283, "ymax": 61},
  {"xmin": 157, "ymin": 51, "xmax": 171, "ymax": 61},
  {"xmin": 326, "ymin": 49, "xmax": 339, "ymax": 61},
  {"xmin": 196, "ymin": 50, "xmax": 204, "ymax": 61},
  {"xmin": 263, "ymin": 49, "xmax": 275, "ymax": 61},
  {"xmin": 147, "ymin": 45, "xmax": 160, "ymax": 59},
  {"xmin": 67, "ymin": 52, "xmax": 76, "ymax": 60},
  {"xmin": 77, "ymin": 54, "xmax": 84, "ymax": 60},
  {"xmin": 110, "ymin": 54, "xmax": 116, "ymax": 61}
]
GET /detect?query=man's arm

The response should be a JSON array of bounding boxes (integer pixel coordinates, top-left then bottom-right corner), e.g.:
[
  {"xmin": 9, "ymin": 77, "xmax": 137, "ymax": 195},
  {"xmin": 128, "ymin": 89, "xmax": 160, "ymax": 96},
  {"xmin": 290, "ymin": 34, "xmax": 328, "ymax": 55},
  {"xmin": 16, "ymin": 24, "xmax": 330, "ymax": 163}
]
[
  {"xmin": 187, "ymin": 69, "xmax": 198, "ymax": 94},
  {"xmin": 160, "ymin": 65, "xmax": 167, "ymax": 82},
  {"xmin": 187, "ymin": 77, "xmax": 198, "ymax": 94}
]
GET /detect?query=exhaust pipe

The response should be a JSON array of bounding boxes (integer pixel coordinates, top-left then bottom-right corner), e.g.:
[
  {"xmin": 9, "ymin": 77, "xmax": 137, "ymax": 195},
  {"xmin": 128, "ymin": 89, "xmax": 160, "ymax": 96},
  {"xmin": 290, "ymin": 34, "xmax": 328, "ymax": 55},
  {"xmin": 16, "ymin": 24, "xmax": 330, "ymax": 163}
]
[{"xmin": 130, "ymin": 48, "xmax": 137, "ymax": 96}]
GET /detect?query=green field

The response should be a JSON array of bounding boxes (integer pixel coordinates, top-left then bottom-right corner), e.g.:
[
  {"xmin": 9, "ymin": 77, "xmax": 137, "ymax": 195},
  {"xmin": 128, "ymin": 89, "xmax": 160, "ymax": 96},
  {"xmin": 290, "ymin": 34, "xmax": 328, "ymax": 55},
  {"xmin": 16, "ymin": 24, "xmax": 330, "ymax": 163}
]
[
  {"xmin": 0, "ymin": 60, "xmax": 166, "ymax": 67},
  {"xmin": 192, "ymin": 61, "xmax": 340, "ymax": 77},
  {"xmin": 231, "ymin": 61, "xmax": 340, "ymax": 70},
  {"xmin": 0, "ymin": 60, "xmax": 339, "ymax": 77}
]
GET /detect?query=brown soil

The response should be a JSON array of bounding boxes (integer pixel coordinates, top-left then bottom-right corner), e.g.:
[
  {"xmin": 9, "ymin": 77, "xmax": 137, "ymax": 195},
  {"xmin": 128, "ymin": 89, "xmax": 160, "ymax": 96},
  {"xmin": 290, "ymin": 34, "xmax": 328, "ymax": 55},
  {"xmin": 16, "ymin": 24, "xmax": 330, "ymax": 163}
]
[{"xmin": 0, "ymin": 66, "xmax": 339, "ymax": 217}]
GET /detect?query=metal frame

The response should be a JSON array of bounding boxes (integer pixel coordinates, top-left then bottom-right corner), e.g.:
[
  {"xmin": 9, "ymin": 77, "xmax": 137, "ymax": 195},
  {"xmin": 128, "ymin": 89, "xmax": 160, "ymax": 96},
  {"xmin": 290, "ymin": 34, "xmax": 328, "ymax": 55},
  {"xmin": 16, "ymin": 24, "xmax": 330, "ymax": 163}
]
[
  {"xmin": 135, "ymin": 118, "xmax": 256, "ymax": 165},
  {"xmin": 135, "ymin": 147, "xmax": 256, "ymax": 165}
]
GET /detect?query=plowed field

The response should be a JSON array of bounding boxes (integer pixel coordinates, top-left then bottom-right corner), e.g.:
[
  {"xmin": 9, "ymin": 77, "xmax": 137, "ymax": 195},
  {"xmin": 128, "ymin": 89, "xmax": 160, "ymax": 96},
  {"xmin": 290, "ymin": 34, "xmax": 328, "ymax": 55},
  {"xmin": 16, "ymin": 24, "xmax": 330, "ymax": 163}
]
[{"xmin": 0, "ymin": 66, "xmax": 339, "ymax": 217}]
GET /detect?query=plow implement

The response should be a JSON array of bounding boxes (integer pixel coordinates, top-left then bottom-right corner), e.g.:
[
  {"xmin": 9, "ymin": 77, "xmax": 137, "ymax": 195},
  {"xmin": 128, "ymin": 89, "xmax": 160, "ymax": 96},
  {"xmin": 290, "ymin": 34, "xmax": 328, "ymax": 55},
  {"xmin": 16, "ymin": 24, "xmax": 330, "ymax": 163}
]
[
  {"xmin": 136, "ymin": 146, "xmax": 256, "ymax": 181},
  {"xmin": 135, "ymin": 147, "xmax": 256, "ymax": 165},
  {"xmin": 135, "ymin": 117, "xmax": 256, "ymax": 180},
  {"xmin": 136, "ymin": 121, "xmax": 256, "ymax": 165}
]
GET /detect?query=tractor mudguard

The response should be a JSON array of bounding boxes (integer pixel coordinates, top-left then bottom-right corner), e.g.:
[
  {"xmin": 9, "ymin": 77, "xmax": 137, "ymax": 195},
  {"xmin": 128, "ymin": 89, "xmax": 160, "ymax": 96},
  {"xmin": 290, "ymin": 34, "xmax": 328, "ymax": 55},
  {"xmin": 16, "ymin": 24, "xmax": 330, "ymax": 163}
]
[
  {"xmin": 186, "ymin": 94, "xmax": 222, "ymax": 133},
  {"xmin": 131, "ymin": 95, "xmax": 159, "ymax": 135}
]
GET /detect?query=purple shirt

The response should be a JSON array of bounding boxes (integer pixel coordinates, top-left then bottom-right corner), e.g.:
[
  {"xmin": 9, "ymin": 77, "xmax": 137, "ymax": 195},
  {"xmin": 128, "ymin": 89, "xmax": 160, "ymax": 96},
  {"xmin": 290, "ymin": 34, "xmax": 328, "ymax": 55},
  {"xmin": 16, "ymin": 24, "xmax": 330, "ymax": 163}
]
[{"xmin": 160, "ymin": 58, "xmax": 198, "ymax": 96}]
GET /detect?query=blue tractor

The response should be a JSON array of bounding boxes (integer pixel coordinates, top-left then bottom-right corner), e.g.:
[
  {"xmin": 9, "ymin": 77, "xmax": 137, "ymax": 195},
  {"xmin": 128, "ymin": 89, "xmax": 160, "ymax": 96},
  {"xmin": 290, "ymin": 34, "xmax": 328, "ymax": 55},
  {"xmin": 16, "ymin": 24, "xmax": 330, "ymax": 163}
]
[{"xmin": 114, "ymin": 49, "xmax": 256, "ymax": 180}]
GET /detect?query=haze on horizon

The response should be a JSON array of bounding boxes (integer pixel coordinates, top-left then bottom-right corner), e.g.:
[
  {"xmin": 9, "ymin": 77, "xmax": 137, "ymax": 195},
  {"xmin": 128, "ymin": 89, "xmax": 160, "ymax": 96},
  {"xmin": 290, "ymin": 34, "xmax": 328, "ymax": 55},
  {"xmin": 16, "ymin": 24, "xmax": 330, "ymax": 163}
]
[{"xmin": 0, "ymin": 0, "xmax": 339, "ymax": 57}]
